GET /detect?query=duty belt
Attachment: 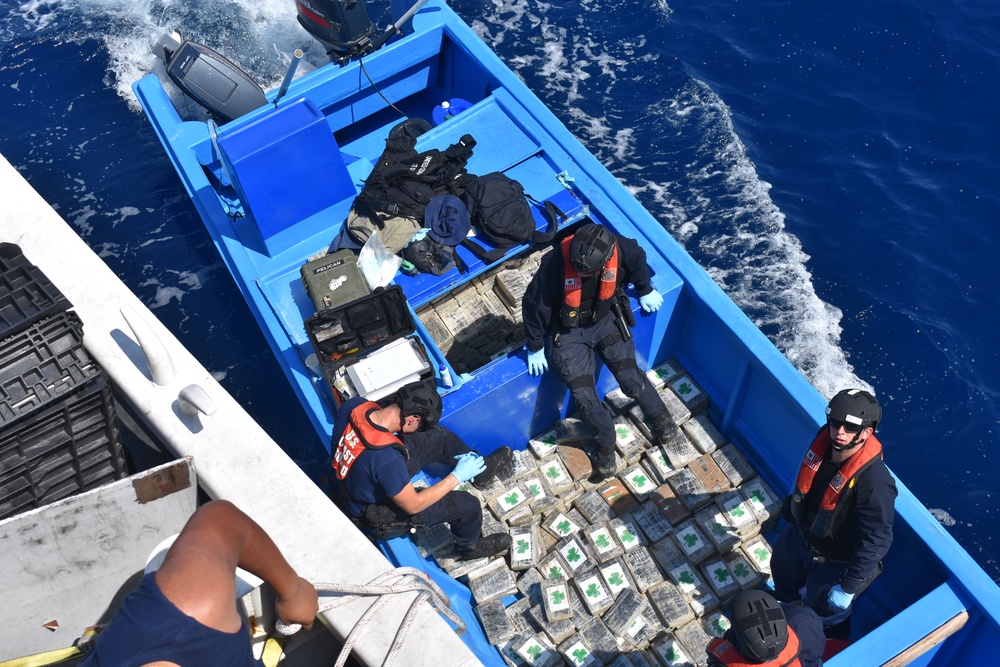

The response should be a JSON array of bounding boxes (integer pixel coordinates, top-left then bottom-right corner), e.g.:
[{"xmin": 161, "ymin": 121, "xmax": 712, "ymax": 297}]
[{"xmin": 808, "ymin": 547, "xmax": 849, "ymax": 565}]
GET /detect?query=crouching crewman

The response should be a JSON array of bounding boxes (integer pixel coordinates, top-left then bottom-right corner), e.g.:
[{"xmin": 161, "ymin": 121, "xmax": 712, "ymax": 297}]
[{"xmin": 329, "ymin": 380, "xmax": 514, "ymax": 560}]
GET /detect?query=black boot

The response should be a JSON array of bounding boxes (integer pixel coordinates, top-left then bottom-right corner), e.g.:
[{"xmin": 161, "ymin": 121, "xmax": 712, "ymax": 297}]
[
  {"xmin": 458, "ymin": 533, "xmax": 512, "ymax": 560},
  {"xmin": 471, "ymin": 446, "xmax": 516, "ymax": 488},
  {"xmin": 650, "ymin": 410, "xmax": 675, "ymax": 444},
  {"xmin": 590, "ymin": 445, "xmax": 617, "ymax": 482}
]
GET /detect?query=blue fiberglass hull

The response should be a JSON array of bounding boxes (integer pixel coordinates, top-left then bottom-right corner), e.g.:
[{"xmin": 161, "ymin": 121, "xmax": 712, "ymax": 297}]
[{"xmin": 133, "ymin": 1, "xmax": 1000, "ymax": 664}]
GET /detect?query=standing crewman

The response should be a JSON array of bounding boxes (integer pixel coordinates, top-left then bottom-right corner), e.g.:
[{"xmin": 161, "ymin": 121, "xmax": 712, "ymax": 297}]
[
  {"xmin": 771, "ymin": 388, "xmax": 897, "ymax": 638},
  {"xmin": 328, "ymin": 380, "xmax": 513, "ymax": 560},
  {"xmin": 706, "ymin": 590, "xmax": 825, "ymax": 667},
  {"xmin": 522, "ymin": 222, "xmax": 672, "ymax": 479}
]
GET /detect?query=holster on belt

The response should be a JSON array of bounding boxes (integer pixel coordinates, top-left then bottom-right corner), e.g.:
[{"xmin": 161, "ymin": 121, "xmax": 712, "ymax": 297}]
[
  {"xmin": 361, "ymin": 503, "xmax": 423, "ymax": 539},
  {"xmin": 610, "ymin": 289, "xmax": 634, "ymax": 341}
]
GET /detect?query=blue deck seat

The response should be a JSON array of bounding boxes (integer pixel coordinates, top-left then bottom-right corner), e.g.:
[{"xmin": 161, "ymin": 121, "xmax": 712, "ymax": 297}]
[{"xmin": 404, "ymin": 92, "xmax": 543, "ymax": 176}]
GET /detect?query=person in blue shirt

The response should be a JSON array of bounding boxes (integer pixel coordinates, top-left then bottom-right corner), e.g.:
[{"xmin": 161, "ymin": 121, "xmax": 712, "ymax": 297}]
[
  {"xmin": 80, "ymin": 500, "xmax": 318, "ymax": 667},
  {"xmin": 328, "ymin": 380, "xmax": 513, "ymax": 560}
]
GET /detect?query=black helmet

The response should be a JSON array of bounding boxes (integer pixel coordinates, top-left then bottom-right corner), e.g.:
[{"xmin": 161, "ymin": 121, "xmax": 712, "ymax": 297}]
[
  {"xmin": 395, "ymin": 381, "xmax": 442, "ymax": 431},
  {"xmin": 827, "ymin": 388, "xmax": 881, "ymax": 430},
  {"xmin": 730, "ymin": 590, "xmax": 788, "ymax": 662},
  {"xmin": 569, "ymin": 224, "xmax": 615, "ymax": 274}
]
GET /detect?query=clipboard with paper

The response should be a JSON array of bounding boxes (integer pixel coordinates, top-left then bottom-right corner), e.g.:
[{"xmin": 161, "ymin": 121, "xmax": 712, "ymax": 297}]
[{"xmin": 345, "ymin": 337, "xmax": 430, "ymax": 399}]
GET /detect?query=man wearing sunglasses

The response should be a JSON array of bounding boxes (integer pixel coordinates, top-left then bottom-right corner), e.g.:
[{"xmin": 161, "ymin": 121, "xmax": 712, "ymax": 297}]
[
  {"xmin": 328, "ymin": 380, "xmax": 513, "ymax": 560},
  {"xmin": 771, "ymin": 388, "xmax": 898, "ymax": 639}
]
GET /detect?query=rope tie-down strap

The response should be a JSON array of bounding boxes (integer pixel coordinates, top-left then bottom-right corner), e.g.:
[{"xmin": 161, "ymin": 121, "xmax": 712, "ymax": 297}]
[{"xmin": 276, "ymin": 566, "xmax": 467, "ymax": 667}]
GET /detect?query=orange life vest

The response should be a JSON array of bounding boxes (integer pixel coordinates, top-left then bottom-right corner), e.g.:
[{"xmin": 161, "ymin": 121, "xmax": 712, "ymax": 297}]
[
  {"xmin": 790, "ymin": 428, "xmax": 883, "ymax": 538},
  {"xmin": 707, "ymin": 627, "xmax": 801, "ymax": 667},
  {"xmin": 559, "ymin": 235, "xmax": 619, "ymax": 327},
  {"xmin": 332, "ymin": 402, "xmax": 408, "ymax": 480}
]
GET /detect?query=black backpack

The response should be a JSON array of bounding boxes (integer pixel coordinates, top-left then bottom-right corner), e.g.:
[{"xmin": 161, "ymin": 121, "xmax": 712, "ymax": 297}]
[
  {"xmin": 460, "ymin": 172, "xmax": 566, "ymax": 262},
  {"xmin": 356, "ymin": 132, "xmax": 477, "ymax": 222}
]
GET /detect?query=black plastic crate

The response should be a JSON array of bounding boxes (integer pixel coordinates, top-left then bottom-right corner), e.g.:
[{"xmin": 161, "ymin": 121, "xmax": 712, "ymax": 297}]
[
  {"xmin": 0, "ymin": 243, "xmax": 71, "ymax": 340},
  {"xmin": 0, "ymin": 310, "xmax": 101, "ymax": 427},
  {"xmin": 0, "ymin": 372, "xmax": 124, "ymax": 520}
]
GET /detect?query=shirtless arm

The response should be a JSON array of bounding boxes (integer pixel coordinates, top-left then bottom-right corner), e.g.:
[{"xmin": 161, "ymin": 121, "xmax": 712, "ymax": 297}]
[{"xmin": 153, "ymin": 500, "xmax": 319, "ymax": 634}]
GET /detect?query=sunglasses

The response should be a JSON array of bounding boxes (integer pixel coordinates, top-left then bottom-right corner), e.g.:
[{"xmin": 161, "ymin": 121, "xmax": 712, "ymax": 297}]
[{"xmin": 828, "ymin": 418, "xmax": 864, "ymax": 434}]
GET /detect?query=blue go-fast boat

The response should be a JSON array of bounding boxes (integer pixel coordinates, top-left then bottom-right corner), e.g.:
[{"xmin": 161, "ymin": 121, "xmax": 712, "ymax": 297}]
[{"xmin": 132, "ymin": 0, "xmax": 1000, "ymax": 664}]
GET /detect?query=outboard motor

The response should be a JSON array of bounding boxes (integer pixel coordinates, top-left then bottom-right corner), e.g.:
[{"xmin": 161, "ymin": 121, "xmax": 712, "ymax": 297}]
[
  {"xmin": 153, "ymin": 32, "xmax": 267, "ymax": 124},
  {"xmin": 295, "ymin": 0, "xmax": 376, "ymax": 64}
]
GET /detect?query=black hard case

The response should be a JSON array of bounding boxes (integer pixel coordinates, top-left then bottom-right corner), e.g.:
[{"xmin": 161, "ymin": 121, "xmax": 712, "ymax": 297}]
[{"xmin": 303, "ymin": 286, "xmax": 431, "ymax": 402}]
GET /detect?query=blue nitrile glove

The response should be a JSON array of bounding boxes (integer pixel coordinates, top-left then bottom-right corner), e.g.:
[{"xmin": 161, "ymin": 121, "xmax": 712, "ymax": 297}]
[
  {"xmin": 527, "ymin": 348, "xmax": 548, "ymax": 376},
  {"xmin": 452, "ymin": 452, "xmax": 486, "ymax": 483},
  {"xmin": 827, "ymin": 584, "xmax": 855, "ymax": 610},
  {"xmin": 638, "ymin": 291, "xmax": 663, "ymax": 313}
]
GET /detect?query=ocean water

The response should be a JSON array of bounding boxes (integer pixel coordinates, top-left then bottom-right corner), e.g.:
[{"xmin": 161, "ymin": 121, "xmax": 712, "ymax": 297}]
[{"xmin": 1, "ymin": 0, "xmax": 997, "ymax": 581}]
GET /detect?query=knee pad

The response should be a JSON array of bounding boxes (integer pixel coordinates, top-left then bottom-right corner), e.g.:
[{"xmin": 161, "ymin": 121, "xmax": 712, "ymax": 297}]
[
  {"xmin": 618, "ymin": 375, "xmax": 645, "ymax": 398},
  {"xmin": 614, "ymin": 366, "xmax": 648, "ymax": 399},
  {"xmin": 567, "ymin": 378, "xmax": 601, "ymax": 412}
]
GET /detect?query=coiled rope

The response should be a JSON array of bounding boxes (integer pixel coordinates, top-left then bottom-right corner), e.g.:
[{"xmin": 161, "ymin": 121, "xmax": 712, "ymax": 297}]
[{"xmin": 278, "ymin": 566, "xmax": 466, "ymax": 667}]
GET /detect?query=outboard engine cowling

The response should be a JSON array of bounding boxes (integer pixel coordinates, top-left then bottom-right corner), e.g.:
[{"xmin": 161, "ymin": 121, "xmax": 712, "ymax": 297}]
[
  {"xmin": 153, "ymin": 32, "xmax": 267, "ymax": 124},
  {"xmin": 295, "ymin": 0, "xmax": 376, "ymax": 63}
]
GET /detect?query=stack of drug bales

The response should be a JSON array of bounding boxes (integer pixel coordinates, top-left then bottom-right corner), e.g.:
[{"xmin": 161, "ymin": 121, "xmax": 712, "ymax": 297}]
[
  {"xmin": 413, "ymin": 358, "xmax": 782, "ymax": 667},
  {"xmin": 417, "ymin": 250, "xmax": 548, "ymax": 374}
]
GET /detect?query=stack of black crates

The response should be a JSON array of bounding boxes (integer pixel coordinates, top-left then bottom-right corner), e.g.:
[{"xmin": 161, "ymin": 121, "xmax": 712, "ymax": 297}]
[{"xmin": 0, "ymin": 243, "xmax": 126, "ymax": 521}]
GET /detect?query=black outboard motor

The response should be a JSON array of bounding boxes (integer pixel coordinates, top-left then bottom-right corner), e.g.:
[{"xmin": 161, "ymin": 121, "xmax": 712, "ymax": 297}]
[
  {"xmin": 295, "ymin": 0, "xmax": 376, "ymax": 64},
  {"xmin": 153, "ymin": 32, "xmax": 267, "ymax": 124}
]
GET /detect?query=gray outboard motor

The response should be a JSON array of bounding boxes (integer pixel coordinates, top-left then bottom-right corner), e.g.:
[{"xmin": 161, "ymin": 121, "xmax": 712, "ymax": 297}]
[
  {"xmin": 153, "ymin": 32, "xmax": 267, "ymax": 124},
  {"xmin": 294, "ymin": 0, "xmax": 376, "ymax": 64}
]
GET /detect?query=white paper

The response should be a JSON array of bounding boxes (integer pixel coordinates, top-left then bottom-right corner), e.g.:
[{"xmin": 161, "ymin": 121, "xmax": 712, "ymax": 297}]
[{"xmin": 346, "ymin": 338, "xmax": 429, "ymax": 396}]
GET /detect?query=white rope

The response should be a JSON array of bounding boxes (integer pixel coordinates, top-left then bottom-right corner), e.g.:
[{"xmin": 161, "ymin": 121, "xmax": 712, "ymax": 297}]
[
  {"xmin": 275, "ymin": 567, "xmax": 466, "ymax": 667},
  {"xmin": 331, "ymin": 591, "xmax": 392, "ymax": 667}
]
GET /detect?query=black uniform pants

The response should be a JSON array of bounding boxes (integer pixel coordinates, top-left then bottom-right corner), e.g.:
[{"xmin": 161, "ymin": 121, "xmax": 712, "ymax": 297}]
[
  {"xmin": 549, "ymin": 313, "xmax": 666, "ymax": 452},
  {"xmin": 397, "ymin": 425, "xmax": 483, "ymax": 550},
  {"xmin": 772, "ymin": 523, "xmax": 854, "ymax": 627}
]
